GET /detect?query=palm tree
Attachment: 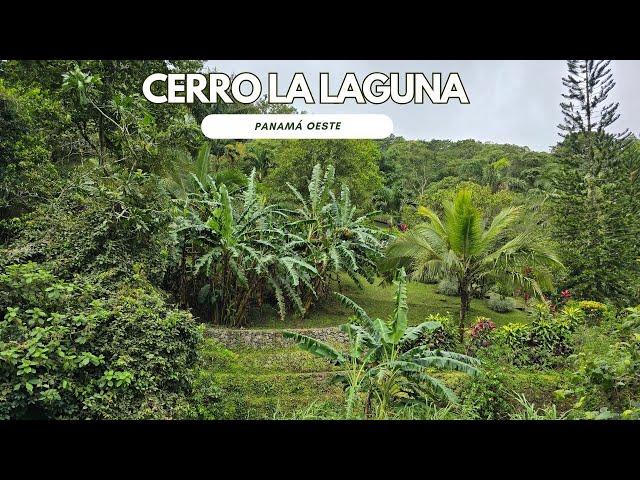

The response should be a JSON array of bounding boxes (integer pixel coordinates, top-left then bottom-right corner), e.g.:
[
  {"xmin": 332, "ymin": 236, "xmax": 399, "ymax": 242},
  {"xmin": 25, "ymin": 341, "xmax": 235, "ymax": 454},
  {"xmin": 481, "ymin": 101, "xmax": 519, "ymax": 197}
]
[
  {"xmin": 246, "ymin": 143, "xmax": 275, "ymax": 181},
  {"xmin": 284, "ymin": 268, "xmax": 481, "ymax": 419},
  {"xmin": 384, "ymin": 189, "xmax": 563, "ymax": 344},
  {"xmin": 482, "ymin": 158, "xmax": 527, "ymax": 193}
]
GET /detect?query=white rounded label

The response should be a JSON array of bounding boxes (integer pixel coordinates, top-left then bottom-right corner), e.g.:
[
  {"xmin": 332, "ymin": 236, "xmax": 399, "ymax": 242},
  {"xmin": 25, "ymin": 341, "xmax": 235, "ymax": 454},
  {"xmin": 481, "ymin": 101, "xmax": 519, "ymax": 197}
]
[{"xmin": 201, "ymin": 114, "xmax": 393, "ymax": 139}]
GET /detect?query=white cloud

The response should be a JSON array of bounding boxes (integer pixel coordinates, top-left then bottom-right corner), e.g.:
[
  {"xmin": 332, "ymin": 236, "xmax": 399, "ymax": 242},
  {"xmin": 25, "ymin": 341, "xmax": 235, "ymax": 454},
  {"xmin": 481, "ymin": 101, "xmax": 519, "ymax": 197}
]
[{"xmin": 205, "ymin": 60, "xmax": 640, "ymax": 152}]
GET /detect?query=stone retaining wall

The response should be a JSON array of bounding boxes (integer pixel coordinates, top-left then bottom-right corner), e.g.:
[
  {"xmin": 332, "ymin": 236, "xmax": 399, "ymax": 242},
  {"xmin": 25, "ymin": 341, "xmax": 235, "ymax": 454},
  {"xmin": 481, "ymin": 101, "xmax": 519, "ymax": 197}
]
[{"xmin": 206, "ymin": 326, "xmax": 348, "ymax": 348}]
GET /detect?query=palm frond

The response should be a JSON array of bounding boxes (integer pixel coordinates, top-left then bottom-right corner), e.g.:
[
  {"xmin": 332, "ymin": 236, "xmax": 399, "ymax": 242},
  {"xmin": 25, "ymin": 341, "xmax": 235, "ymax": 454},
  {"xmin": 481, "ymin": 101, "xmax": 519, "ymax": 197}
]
[{"xmin": 480, "ymin": 205, "xmax": 522, "ymax": 247}]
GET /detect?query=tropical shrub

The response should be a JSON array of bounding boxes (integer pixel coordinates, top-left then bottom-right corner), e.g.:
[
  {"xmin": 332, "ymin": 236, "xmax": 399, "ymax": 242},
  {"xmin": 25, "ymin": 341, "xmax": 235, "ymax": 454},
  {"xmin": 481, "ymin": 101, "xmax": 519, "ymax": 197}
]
[
  {"xmin": 495, "ymin": 315, "xmax": 575, "ymax": 367},
  {"xmin": 488, "ymin": 295, "xmax": 516, "ymax": 313},
  {"xmin": 560, "ymin": 303, "xmax": 586, "ymax": 324},
  {"xmin": 437, "ymin": 279, "xmax": 458, "ymax": 296},
  {"xmin": 0, "ymin": 263, "xmax": 201, "ymax": 419},
  {"xmin": 458, "ymin": 368, "xmax": 512, "ymax": 419},
  {"xmin": 495, "ymin": 323, "xmax": 531, "ymax": 365},
  {"xmin": 578, "ymin": 300, "xmax": 610, "ymax": 325},
  {"xmin": 529, "ymin": 317, "xmax": 575, "ymax": 357},
  {"xmin": 283, "ymin": 268, "xmax": 481, "ymax": 419},
  {"xmin": 532, "ymin": 300, "xmax": 554, "ymax": 322},
  {"xmin": 467, "ymin": 317, "xmax": 496, "ymax": 352}
]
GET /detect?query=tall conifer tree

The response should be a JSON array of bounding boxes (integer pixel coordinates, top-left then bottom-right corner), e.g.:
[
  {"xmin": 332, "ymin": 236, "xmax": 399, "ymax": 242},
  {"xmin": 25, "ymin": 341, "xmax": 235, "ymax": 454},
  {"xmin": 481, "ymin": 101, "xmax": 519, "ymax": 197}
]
[{"xmin": 554, "ymin": 60, "xmax": 638, "ymax": 304}]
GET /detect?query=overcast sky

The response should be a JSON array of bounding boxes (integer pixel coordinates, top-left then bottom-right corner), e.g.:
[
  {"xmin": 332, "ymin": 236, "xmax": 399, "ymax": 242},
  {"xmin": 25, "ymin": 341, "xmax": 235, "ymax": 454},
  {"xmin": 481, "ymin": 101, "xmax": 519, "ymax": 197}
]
[{"xmin": 205, "ymin": 60, "xmax": 640, "ymax": 152}]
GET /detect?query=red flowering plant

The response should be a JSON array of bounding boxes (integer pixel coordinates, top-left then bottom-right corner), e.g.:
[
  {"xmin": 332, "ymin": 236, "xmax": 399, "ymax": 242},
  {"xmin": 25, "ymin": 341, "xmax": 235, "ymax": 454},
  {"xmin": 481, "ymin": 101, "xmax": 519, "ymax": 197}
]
[
  {"xmin": 399, "ymin": 223, "xmax": 408, "ymax": 232},
  {"xmin": 546, "ymin": 289, "xmax": 572, "ymax": 312},
  {"xmin": 467, "ymin": 316, "xmax": 496, "ymax": 353}
]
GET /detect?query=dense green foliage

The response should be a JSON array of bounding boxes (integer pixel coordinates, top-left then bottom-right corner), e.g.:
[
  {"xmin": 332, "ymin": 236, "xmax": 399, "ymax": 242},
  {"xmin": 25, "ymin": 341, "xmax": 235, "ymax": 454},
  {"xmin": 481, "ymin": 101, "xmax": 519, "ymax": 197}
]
[
  {"xmin": 1, "ymin": 59, "xmax": 638, "ymax": 420},
  {"xmin": 266, "ymin": 139, "xmax": 384, "ymax": 210},
  {"xmin": 170, "ymin": 162, "xmax": 384, "ymax": 326},
  {"xmin": 173, "ymin": 168, "xmax": 316, "ymax": 325},
  {"xmin": 0, "ymin": 263, "xmax": 200, "ymax": 419},
  {"xmin": 0, "ymin": 61, "xmax": 209, "ymax": 418}
]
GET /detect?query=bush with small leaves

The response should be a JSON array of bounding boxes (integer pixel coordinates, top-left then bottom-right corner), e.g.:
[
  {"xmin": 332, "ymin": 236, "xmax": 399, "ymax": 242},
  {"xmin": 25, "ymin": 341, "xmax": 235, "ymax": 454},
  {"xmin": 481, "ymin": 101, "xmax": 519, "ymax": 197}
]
[
  {"xmin": 0, "ymin": 263, "xmax": 201, "ymax": 419},
  {"xmin": 494, "ymin": 314, "xmax": 576, "ymax": 367},
  {"xmin": 437, "ymin": 279, "xmax": 459, "ymax": 296},
  {"xmin": 488, "ymin": 296, "xmax": 516, "ymax": 313},
  {"xmin": 578, "ymin": 301, "xmax": 611, "ymax": 325},
  {"xmin": 459, "ymin": 368, "xmax": 512, "ymax": 420}
]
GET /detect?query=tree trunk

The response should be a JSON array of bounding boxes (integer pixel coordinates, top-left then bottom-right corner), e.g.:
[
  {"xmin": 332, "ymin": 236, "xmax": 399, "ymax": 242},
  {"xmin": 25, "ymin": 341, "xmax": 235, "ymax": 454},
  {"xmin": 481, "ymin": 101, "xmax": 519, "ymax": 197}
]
[
  {"xmin": 459, "ymin": 285, "xmax": 469, "ymax": 345},
  {"xmin": 364, "ymin": 391, "xmax": 372, "ymax": 420},
  {"xmin": 303, "ymin": 263, "xmax": 327, "ymax": 314},
  {"xmin": 234, "ymin": 282, "xmax": 257, "ymax": 327}
]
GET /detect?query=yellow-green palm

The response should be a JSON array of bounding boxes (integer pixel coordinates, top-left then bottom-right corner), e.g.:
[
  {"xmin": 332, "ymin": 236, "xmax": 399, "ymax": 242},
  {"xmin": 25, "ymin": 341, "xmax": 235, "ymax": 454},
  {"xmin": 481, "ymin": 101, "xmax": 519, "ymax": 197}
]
[{"xmin": 384, "ymin": 189, "xmax": 563, "ymax": 343}]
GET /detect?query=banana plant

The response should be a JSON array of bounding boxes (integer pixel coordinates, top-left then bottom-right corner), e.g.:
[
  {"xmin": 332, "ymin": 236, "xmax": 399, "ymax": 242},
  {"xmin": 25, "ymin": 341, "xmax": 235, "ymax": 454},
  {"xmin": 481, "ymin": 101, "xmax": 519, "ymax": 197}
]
[
  {"xmin": 175, "ymin": 170, "xmax": 316, "ymax": 326},
  {"xmin": 286, "ymin": 163, "xmax": 387, "ymax": 311},
  {"xmin": 284, "ymin": 267, "xmax": 481, "ymax": 419}
]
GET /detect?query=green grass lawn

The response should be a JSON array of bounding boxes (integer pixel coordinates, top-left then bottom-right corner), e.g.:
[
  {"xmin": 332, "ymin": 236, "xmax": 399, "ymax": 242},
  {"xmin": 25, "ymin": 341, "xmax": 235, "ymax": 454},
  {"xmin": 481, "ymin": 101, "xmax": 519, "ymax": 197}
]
[{"xmin": 247, "ymin": 275, "xmax": 530, "ymax": 329}]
